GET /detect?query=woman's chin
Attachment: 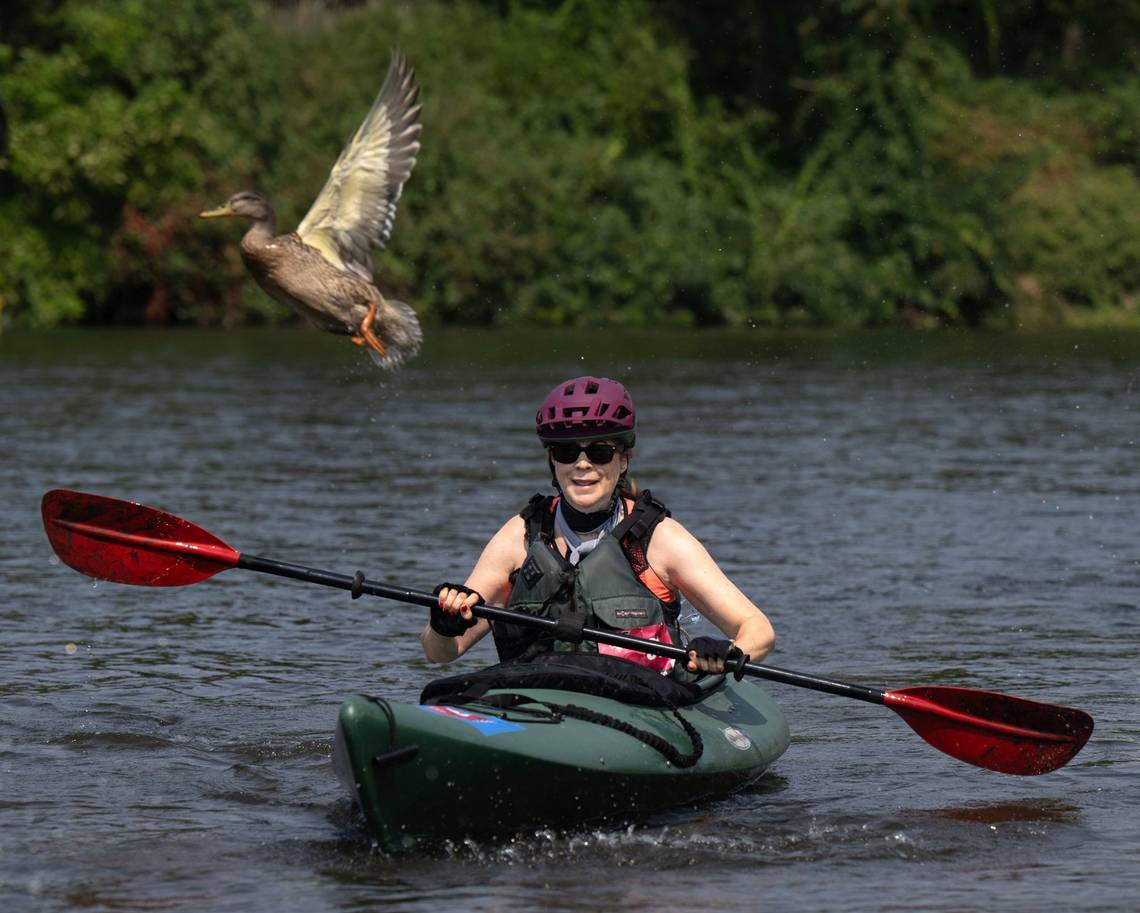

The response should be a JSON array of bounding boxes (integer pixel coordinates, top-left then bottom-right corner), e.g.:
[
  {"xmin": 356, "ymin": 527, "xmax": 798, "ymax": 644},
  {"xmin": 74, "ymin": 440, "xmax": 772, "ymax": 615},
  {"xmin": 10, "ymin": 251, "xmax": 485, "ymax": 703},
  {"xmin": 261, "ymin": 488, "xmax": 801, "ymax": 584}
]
[{"xmin": 563, "ymin": 486, "xmax": 608, "ymax": 513}]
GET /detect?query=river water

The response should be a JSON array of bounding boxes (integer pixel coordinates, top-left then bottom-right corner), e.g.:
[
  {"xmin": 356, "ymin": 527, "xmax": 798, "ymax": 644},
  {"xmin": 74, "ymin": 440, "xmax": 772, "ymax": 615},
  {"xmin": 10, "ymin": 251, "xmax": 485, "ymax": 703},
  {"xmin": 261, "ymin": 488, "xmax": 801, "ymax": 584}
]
[{"xmin": 2, "ymin": 327, "xmax": 1136, "ymax": 912}]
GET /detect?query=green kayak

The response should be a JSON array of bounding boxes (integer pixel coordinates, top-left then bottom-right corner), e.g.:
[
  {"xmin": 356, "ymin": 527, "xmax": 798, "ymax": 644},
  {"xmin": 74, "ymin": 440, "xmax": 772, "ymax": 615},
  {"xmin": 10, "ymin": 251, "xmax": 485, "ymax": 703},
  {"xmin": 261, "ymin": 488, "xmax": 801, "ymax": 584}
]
[{"xmin": 333, "ymin": 658, "xmax": 789, "ymax": 852}]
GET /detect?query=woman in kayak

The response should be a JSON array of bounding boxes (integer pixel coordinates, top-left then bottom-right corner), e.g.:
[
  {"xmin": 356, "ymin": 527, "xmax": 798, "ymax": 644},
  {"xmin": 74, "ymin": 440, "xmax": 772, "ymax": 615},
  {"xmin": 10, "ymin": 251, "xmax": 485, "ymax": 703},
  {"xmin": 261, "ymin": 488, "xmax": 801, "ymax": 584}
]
[{"xmin": 422, "ymin": 375, "xmax": 775, "ymax": 677}]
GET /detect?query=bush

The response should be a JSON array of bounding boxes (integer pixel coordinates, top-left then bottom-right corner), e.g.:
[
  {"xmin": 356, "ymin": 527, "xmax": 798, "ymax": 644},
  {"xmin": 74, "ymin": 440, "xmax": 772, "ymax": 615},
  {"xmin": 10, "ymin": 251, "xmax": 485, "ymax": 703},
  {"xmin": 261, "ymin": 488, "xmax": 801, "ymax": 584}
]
[
  {"xmin": 2, "ymin": 0, "xmax": 1138, "ymax": 329},
  {"xmin": 0, "ymin": 0, "xmax": 285, "ymax": 326}
]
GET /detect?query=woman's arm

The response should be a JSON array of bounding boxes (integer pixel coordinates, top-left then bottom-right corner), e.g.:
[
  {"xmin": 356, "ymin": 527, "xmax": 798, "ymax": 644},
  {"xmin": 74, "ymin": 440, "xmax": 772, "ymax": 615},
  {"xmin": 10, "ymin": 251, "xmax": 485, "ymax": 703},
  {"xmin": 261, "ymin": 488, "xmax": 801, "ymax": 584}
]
[
  {"xmin": 646, "ymin": 517, "xmax": 775, "ymax": 665},
  {"xmin": 420, "ymin": 514, "xmax": 526, "ymax": 663}
]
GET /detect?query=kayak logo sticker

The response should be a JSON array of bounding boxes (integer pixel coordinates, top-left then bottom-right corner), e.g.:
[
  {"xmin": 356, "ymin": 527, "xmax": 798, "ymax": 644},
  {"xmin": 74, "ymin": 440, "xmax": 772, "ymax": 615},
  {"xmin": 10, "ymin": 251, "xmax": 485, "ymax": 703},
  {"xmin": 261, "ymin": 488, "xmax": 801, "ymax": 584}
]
[
  {"xmin": 723, "ymin": 727, "xmax": 752, "ymax": 751},
  {"xmin": 420, "ymin": 705, "xmax": 526, "ymax": 736}
]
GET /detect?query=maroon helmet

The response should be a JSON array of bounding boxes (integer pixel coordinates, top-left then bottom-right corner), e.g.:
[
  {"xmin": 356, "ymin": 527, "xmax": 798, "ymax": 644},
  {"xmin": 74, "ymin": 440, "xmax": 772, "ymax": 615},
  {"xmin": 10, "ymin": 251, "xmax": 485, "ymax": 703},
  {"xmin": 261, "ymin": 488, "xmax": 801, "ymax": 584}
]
[{"xmin": 535, "ymin": 376, "xmax": 636, "ymax": 445}]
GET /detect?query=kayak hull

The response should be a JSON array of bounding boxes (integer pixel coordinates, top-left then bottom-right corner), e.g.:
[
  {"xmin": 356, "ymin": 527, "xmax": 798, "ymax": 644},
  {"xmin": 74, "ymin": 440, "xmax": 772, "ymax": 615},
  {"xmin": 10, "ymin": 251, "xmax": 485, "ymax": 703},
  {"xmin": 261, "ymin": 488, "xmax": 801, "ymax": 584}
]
[{"xmin": 333, "ymin": 677, "xmax": 789, "ymax": 852}]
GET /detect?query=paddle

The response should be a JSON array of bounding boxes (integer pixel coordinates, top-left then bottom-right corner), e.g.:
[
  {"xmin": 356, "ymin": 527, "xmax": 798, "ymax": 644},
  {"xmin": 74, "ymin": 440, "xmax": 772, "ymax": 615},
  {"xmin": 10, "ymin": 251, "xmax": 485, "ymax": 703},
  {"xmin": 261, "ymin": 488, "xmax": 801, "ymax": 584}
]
[{"xmin": 41, "ymin": 488, "xmax": 1094, "ymax": 776}]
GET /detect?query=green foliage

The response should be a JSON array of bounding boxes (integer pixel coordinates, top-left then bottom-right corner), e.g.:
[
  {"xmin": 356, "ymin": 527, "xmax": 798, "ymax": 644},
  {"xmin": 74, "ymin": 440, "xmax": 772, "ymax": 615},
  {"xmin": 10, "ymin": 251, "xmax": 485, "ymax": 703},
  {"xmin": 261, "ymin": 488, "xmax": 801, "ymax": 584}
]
[
  {"xmin": 0, "ymin": 0, "xmax": 284, "ymax": 326},
  {"xmin": 265, "ymin": 0, "xmax": 752, "ymax": 327},
  {"xmin": 749, "ymin": 28, "xmax": 1001, "ymax": 325},
  {"xmin": 2, "ymin": 0, "xmax": 1139, "ymax": 330},
  {"xmin": 1005, "ymin": 164, "xmax": 1140, "ymax": 322}
]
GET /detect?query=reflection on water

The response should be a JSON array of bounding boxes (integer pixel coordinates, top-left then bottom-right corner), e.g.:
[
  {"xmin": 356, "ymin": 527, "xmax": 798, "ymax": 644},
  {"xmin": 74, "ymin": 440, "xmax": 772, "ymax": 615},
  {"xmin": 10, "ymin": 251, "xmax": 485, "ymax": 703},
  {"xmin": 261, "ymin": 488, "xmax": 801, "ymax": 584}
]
[
  {"xmin": 1, "ymin": 327, "xmax": 1137, "ymax": 913},
  {"xmin": 919, "ymin": 799, "xmax": 1082, "ymax": 825}
]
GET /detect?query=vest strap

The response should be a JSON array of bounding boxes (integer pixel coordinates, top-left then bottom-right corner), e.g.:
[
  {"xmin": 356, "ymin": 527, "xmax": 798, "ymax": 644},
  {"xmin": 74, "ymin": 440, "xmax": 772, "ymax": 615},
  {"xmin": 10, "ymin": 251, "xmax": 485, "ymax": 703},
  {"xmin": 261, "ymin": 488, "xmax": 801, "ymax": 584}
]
[
  {"xmin": 612, "ymin": 489, "xmax": 670, "ymax": 543},
  {"xmin": 519, "ymin": 492, "xmax": 548, "ymax": 520},
  {"xmin": 520, "ymin": 493, "xmax": 551, "ymax": 543},
  {"xmin": 553, "ymin": 611, "xmax": 587, "ymax": 644}
]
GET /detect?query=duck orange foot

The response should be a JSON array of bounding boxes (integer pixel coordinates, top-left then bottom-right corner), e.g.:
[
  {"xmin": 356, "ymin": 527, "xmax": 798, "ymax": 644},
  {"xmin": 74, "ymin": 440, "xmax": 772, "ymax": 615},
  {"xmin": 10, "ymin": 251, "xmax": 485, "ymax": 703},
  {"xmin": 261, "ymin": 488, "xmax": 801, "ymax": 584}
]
[{"xmin": 350, "ymin": 300, "xmax": 387, "ymax": 357}]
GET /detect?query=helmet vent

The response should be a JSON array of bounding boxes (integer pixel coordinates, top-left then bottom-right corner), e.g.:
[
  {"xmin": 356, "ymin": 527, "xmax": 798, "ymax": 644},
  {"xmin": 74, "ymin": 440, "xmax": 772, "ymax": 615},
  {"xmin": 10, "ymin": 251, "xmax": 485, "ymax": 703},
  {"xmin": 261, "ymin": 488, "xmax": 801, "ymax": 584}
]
[
  {"xmin": 613, "ymin": 406, "xmax": 631, "ymax": 420},
  {"xmin": 585, "ymin": 381, "xmax": 599, "ymax": 394}
]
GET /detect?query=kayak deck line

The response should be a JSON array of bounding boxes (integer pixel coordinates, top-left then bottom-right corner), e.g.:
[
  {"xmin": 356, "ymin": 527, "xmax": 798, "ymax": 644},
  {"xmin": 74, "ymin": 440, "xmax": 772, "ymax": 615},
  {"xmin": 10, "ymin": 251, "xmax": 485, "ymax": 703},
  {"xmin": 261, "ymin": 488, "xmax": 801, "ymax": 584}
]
[{"xmin": 450, "ymin": 691, "xmax": 706, "ymax": 767}]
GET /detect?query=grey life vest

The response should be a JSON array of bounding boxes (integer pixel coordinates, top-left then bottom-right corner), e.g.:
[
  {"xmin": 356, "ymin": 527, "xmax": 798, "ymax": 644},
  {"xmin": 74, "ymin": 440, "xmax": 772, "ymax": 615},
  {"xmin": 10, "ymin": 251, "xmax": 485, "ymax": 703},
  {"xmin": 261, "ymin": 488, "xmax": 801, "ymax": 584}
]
[{"xmin": 493, "ymin": 491, "xmax": 688, "ymax": 672}]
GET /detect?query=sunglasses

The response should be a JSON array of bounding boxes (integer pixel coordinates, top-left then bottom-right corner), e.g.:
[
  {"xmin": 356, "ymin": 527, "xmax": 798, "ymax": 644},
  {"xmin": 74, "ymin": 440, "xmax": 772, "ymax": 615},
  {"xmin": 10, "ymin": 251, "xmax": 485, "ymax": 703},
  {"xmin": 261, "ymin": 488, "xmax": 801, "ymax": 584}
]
[{"xmin": 548, "ymin": 442, "xmax": 625, "ymax": 465}]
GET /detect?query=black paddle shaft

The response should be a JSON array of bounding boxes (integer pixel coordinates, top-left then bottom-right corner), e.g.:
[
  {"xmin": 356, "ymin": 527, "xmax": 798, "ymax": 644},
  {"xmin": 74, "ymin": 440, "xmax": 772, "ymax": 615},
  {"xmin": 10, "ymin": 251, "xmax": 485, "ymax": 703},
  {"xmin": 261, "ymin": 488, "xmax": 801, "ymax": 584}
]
[{"xmin": 237, "ymin": 553, "xmax": 886, "ymax": 706}]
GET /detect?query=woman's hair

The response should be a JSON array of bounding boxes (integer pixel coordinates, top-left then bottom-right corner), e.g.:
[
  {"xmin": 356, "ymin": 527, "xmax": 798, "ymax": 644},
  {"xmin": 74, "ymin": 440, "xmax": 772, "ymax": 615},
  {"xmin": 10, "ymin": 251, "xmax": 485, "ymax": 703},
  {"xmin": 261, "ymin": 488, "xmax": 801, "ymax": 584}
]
[
  {"xmin": 618, "ymin": 472, "xmax": 640, "ymax": 499},
  {"xmin": 618, "ymin": 447, "xmax": 639, "ymax": 499}
]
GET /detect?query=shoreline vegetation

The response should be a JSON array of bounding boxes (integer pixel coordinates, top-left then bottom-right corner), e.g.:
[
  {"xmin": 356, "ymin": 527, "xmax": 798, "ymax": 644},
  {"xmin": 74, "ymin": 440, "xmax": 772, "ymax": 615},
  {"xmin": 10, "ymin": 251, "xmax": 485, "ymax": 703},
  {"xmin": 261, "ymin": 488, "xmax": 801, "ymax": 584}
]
[{"xmin": 2, "ymin": 0, "xmax": 1139, "ymax": 332}]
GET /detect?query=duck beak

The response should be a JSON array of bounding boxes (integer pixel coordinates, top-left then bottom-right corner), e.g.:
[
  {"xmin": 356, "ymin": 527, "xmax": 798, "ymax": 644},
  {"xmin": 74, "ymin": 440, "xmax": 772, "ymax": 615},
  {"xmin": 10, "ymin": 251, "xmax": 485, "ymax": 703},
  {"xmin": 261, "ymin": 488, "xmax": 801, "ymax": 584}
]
[{"xmin": 199, "ymin": 204, "xmax": 235, "ymax": 219}]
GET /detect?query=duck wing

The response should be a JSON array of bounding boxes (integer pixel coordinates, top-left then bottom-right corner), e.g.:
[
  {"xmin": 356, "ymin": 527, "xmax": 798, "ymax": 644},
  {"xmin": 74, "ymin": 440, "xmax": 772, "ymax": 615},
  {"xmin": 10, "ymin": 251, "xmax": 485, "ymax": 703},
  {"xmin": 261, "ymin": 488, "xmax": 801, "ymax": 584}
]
[{"xmin": 296, "ymin": 48, "xmax": 422, "ymax": 282}]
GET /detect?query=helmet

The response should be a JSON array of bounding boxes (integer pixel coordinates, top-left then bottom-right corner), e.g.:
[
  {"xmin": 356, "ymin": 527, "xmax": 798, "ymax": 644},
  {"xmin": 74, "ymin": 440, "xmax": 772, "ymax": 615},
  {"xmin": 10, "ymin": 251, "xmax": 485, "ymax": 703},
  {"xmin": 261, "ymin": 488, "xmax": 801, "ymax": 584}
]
[{"xmin": 535, "ymin": 376, "xmax": 636, "ymax": 445}]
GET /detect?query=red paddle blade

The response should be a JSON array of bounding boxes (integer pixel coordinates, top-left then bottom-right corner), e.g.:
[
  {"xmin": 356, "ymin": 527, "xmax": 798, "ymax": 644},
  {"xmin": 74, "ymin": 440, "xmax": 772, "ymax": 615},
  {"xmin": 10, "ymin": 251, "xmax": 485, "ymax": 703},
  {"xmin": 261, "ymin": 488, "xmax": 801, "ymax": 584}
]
[
  {"xmin": 42, "ymin": 489, "xmax": 240, "ymax": 587},
  {"xmin": 885, "ymin": 686, "xmax": 1094, "ymax": 776}
]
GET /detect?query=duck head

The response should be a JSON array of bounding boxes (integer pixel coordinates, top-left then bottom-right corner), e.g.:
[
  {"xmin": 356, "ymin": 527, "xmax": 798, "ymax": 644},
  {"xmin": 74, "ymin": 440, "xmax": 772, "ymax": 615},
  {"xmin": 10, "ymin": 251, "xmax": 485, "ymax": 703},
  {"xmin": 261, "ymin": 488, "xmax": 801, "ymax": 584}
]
[{"xmin": 199, "ymin": 191, "xmax": 276, "ymax": 229}]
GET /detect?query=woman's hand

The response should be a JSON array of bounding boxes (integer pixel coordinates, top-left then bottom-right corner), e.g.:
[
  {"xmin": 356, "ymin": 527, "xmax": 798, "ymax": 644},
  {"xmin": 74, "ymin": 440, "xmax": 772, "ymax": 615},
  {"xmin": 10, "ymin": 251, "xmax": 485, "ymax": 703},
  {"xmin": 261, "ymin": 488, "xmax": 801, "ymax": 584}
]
[
  {"xmin": 684, "ymin": 636, "xmax": 750, "ymax": 679},
  {"xmin": 430, "ymin": 582, "xmax": 482, "ymax": 638}
]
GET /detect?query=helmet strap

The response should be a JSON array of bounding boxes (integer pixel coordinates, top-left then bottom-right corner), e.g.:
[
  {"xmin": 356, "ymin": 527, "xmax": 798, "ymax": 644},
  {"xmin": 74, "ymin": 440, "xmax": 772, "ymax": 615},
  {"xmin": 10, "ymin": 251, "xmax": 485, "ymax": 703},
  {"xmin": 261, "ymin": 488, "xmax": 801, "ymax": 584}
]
[{"xmin": 547, "ymin": 454, "xmax": 561, "ymax": 492}]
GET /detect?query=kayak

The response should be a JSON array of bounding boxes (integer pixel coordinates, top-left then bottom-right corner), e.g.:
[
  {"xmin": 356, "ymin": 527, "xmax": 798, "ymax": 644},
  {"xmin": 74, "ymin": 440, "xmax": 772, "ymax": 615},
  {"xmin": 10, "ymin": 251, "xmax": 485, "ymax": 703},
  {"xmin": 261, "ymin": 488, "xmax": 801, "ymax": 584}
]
[{"xmin": 333, "ymin": 656, "xmax": 790, "ymax": 852}]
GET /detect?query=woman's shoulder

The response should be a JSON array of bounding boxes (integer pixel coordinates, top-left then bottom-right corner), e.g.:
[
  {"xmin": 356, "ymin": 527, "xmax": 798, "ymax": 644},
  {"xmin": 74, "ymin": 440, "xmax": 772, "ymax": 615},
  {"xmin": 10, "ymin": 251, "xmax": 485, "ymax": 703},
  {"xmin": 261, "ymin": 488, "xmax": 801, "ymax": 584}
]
[
  {"xmin": 477, "ymin": 513, "xmax": 529, "ymax": 570},
  {"xmin": 646, "ymin": 515, "xmax": 705, "ymax": 561},
  {"xmin": 493, "ymin": 512, "xmax": 528, "ymax": 539},
  {"xmin": 651, "ymin": 514, "xmax": 692, "ymax": 542},
  {"xmin": 642, "ymin": 515, "xmax": 706, "ymax": 592}
]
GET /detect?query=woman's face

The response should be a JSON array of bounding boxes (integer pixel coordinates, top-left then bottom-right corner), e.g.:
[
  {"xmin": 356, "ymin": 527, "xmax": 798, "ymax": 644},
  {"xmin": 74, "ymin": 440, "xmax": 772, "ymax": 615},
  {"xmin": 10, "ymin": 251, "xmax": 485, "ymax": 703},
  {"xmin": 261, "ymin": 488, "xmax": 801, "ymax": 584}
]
[{"xmin": 550, "ymin": 441, "xmax": 630, "ymax": 513}]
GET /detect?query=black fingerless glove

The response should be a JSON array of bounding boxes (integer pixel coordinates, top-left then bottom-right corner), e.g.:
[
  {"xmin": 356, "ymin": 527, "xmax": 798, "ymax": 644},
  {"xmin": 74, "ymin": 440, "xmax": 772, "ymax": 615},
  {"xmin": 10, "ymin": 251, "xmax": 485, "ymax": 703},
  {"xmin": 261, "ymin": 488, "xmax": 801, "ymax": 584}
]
[
  {"xmin": 430, "ymin": 582, "xmax": 483, "ymax": 638},
  {"xmin": 686, "ymin": 636, "xmax": 750, "ymax": 681}
]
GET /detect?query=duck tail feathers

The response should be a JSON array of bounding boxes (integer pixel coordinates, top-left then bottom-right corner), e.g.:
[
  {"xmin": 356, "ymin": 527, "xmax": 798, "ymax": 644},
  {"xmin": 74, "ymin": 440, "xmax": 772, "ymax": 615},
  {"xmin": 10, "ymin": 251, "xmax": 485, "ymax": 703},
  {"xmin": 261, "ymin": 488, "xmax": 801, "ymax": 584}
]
[{"xmin": 367, "ymin": 298, "xmax": 422, "ymax": 370}]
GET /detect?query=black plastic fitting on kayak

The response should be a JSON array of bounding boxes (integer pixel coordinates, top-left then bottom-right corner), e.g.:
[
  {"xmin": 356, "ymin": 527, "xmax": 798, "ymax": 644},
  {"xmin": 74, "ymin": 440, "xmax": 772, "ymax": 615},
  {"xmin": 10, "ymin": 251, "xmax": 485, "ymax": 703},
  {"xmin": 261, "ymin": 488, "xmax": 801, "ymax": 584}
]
[
  {"xmin": 372, "ymin": 745, "xmax": 419, "ymax": 769},
  {"xmin": 351, "ymin": 571, "xmax": 365, "ymax": 599}
]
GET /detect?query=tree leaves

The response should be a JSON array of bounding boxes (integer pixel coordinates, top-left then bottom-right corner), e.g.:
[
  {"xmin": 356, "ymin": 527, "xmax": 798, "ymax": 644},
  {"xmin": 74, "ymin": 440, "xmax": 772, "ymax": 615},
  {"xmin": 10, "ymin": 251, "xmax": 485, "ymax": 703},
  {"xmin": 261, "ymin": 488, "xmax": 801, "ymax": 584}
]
[{"xmin": 2, "ymin": 0, "xmax": 1137, "ymax": 330}]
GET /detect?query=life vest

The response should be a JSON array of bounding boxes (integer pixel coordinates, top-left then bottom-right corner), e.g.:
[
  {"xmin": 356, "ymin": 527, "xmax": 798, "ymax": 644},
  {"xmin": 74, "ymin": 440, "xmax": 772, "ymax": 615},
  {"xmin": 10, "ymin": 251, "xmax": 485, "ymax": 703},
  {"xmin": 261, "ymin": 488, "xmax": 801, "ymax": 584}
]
[{"xmin": 494, "ymin": 490, "xmax": 688, "ymax": 675}]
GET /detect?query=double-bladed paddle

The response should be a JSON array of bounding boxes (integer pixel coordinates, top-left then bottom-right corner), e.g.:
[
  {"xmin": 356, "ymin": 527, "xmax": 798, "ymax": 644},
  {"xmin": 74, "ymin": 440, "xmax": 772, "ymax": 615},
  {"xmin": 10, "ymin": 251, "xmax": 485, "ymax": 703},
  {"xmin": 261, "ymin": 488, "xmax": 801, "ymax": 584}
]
[{"xmin": 41, "ymin": 488, "xmax": 1094, "ymax": 776}]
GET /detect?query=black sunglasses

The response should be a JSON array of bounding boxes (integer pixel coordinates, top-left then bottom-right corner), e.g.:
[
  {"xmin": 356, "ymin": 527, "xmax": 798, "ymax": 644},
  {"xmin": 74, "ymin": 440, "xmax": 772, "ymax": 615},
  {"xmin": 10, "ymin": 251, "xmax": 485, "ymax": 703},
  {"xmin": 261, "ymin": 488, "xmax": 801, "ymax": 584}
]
[{"xmin": 548, "ymin": 442, "xmax": 625, "ymax": 465}]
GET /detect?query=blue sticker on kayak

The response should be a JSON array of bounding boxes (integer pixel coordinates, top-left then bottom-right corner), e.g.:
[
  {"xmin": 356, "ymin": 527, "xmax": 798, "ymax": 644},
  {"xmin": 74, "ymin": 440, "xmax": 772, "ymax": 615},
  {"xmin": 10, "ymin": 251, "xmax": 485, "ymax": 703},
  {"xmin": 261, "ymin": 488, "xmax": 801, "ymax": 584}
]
[{"xmin": 419, "ymin": 705, "xmax": 526, "ymax": 735}]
